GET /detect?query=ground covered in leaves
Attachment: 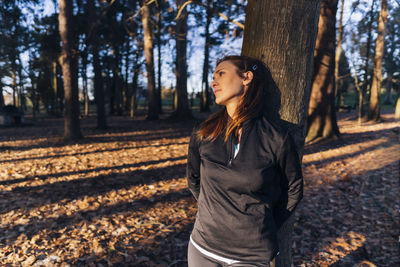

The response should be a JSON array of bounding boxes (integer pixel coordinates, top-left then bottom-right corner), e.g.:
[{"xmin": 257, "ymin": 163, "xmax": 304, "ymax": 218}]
[{"xmin": 0, "ymin": 111, "xmax": 399, "ymax": 267}]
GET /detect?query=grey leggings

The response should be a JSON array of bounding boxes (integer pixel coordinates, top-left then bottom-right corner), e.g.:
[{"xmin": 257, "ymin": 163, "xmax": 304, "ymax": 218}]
[{"xmin": 187, "ymin": 241, "xmax": 271, "ymax": 267}]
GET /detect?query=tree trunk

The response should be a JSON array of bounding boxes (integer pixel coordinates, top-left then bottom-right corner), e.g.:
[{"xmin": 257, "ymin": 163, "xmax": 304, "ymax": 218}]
[
  {"xmin": 52, "ymin": 61, "xmax": 59, "ymax": 115},
  {"xmin": 241, "ymin": 0, "xmax": 321, "ymax": 266},
  {"xmin": 87, "ymin": 0, "xmax": 107, "ymax": 129},
  {"xmin": 368, "ymin": 0, "xmax": 387, "ymax": 121},
  {"xmin": 395, "ymin": 96, "xmax": 400, "ymax": 119},
  {"xmin": 0, "ymin": 82, "xmax": 4, "ymax": 107},
  {"xmin": 82, "ymin": 52, "xmax": 89, "ymax": 116},
  {"xmin": 58, "ymin": 0, "xmax": 82, "ymax": 140},
  {"xmin": 141, "ymin": 1, "xmax": 158, "ymax": 120},
  {"xmin": 156, "ymin": 0, "xmax": 163, "ymax": 114},
  {"xmin": 173, "ymin": 0, "xmax": 191, "ymax": 119},
  {"xmin": 383, "ymin": 73, "xmax": 392, "ymax": 105},
  {"xmin": 200, "ymin": 0, "xmax": 212, "ymax": 112},
  {"xmin": 362, "ymin": 0, "xmax": 376, "ymax": 115},
  {"xmin": 334, "ymin": 0, "xmax": 344, "ymax": 111},
  {"xmin": 130, "ymin": 61, "xmax": 139, "ymax": 118},
  {"xmin": 306, "ymin": 0, "xmax": 340, "ymax": 143},
  {"xmin": 12, "ymin": 69, "xmax": 17, "ymax": 107}
]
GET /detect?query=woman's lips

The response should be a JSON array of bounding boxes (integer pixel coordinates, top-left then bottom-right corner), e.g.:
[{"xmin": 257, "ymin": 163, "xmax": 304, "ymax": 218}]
[{"xmin": 214, "ymin": 89, "xmax": 221, "ymax": 94}]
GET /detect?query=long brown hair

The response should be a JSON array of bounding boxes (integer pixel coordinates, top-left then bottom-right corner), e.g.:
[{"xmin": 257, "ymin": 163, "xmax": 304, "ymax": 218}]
[{"xmin": 197, "ymin": 55, "xmax": 269, "ymax": 142}]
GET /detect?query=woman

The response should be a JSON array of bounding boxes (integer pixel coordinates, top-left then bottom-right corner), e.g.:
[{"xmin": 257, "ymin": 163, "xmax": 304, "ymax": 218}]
[{"xmin": 186, "ymin": 55, "xmax": 303, "ymax": 266}]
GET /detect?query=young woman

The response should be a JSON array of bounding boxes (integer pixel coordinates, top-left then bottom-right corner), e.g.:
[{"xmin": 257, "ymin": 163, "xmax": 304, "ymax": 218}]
[{"xmin": 186, "ymin": 55, "xmax": 303, "ymax": 266}]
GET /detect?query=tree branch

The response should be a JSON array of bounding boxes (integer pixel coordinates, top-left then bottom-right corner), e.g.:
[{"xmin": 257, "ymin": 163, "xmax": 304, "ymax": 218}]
[{"xmin": 174, "ymin": 0, "xmax": 244, "ymax": 29}]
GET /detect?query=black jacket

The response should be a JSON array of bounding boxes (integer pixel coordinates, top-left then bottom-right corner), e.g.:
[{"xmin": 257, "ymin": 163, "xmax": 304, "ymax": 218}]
[{"xmin": 187, "ymin": 115, "xmax": 303, "ymax": 262}]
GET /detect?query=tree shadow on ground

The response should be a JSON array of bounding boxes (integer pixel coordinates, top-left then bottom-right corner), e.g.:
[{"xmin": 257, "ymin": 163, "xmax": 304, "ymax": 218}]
[
  {"xmin": 1, "ymin": 163, "xmax": 186, "ymax": 215},
  {"xmin": 1, "ymin": 155, "xmax": 186, "ymax": 185}
]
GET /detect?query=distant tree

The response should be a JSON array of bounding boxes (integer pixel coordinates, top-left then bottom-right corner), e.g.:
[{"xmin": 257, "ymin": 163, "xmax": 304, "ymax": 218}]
[
  {"xmin": 241, "ymin": 0, "xmax": 321, "ymax": 266},
  {"xmin": 87, "ymin": 0, "xmax": 107, "ymax": 129},
  {"xmin": 306, "ymin": 0, "xmax": 340, "ymax": 143},
  {"xmin": 173, "ymin": 0, "xmax": 191, "ymax": 119},
  {"xmin": 368, "ymin": 0, "xmax": 388, "ymax": 121},
  {"xmin": 383, "ymin": 4, "xmax": 400, "ymax": 107},
  {"xmin": 58, "ymin": 0, "xmax": 82, "ymax": 140},
  {"xmin": 141, "ymin": 0, "xmax": 158, "ymax": 119},
  {"xmin": 334, "ymin": 0, "xmax": 345, "ymax": 110}
]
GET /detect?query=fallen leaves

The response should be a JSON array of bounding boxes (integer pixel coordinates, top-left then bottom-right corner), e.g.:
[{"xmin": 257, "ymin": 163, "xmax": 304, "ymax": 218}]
[{"xmin": 0, "ymin": 112, "xmax": 399, "ymax": 266}]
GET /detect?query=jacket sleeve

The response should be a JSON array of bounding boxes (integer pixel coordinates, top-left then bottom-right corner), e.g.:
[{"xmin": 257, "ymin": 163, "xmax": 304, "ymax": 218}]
[
  {"xmin": 187, "ymin": 131, "xmax": 201, "ymax": 200},
  {"xmin": 273, "ymin": 132, "xmax": 304, "ymax": 229}
]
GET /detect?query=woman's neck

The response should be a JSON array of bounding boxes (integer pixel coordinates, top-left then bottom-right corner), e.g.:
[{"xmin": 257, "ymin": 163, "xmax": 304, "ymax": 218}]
[{"xmin": 226, "ymin": 102, "xmax": 237, "ymax": 119}]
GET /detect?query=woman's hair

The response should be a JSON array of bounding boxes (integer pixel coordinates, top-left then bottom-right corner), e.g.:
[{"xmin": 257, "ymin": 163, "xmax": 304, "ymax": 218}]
[{"xmin": 197, "ymin": 55, "xmax": 269, "ymax": 142}]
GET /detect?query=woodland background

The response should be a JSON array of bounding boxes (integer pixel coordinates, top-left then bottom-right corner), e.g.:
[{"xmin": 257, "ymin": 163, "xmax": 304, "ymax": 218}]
[{"xmin": 0, "ymin": 0, "xmax": 399, "ymax": 266}]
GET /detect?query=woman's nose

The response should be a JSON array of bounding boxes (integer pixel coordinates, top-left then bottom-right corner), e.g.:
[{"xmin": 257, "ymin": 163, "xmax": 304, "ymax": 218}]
[{"xmin": 211, "ymin": 80, "xmax": 217, "ymax": 88}]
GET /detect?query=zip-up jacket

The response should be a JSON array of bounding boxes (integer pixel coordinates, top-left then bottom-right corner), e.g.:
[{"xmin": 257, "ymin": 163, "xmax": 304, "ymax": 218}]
[{"xmin": 186, "ymin": 115, "xmax": 303, "ymax": 262}]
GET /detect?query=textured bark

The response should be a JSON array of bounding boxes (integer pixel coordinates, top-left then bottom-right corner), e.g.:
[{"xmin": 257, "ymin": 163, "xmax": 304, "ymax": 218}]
[
  {"xmin": 173, "ymin": 0, "xmax": 191, "ymax": 119},
  {"xmin": 368, "ymin": 0, "xmax": 388, "ymax": 121},
  {"xmin": 241, "ymin": 0, "xmax": 321, "ymax": 266},
  {"xmin": 306, "ymin": 0, "xmax": 340, "ymax": 143},
  {"xmin": 141, "ymin": 1, "xmax": 158, "ymax": 120},
  {"xmin": 200, "ymin": 0, "xmax": 212, "ymax": 112},
  {"xmin": 58, "ymin": 0, "xmax": 82, "ymax": 140}
]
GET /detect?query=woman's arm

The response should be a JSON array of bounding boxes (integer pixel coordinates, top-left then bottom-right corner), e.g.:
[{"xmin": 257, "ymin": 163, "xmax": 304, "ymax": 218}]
[
  {"xmin": 187, "ymin": 131, "xmax": 201, "ymax": 200},
  {"xmin": 273, "ymin": 133, "xmax": 304, "ymax": 229}
]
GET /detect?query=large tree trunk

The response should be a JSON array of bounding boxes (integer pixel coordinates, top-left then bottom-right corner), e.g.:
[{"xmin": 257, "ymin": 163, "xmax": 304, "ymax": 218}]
[
  {"xmin": 200, "ymin": 0, "xmax": 212, "ymax": 112},
  {"xmin": 368, "ymin": 0, "xmax": 387, "ymax": 121},
  {"xmin": 241, "ymin": 0, "xmax": 321, "ymax": 266},
  {"xmin": 58, "ymin": 0, "xmax": 82, "ymax": 140},
  {"xmin": 306, "ymin": 0, "xmax": 340, "ymax": 143},
  {"xmin": 173, "ymin": 0, "xmax": 191, "ymax": 119},
  {"xmin": 141, "ymin": 1, "xmax": 158, "ymax": 120}
]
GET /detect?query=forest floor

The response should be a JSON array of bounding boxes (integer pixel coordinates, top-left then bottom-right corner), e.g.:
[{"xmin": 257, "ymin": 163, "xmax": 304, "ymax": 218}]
[{"xmin": 0, "ymin": 110, "xmax": 399, "ymax": 267}]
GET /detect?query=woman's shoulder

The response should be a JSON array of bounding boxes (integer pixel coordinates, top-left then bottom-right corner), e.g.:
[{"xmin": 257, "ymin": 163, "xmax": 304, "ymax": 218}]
[{"xmin": 255, "ymin": 114, "xmax": 291, "ymax": 142}]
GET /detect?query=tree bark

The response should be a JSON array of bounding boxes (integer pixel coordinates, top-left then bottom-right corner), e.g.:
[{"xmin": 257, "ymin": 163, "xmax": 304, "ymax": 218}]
[
  {"xmin": 173, "ymin": 0, "xmax": 191, "ymax": 119},
  {"xmin": 306, "ymin": 0, "xmax": 340, "ymax": 143},
  {"xmin": 141, "ymin": 1, "xmax": 158, "ymax": 120},
  {"xmin": 156, "ymin": 0, "xmax": 163, "ymax": 114},
  {"xmin": 334, "ymin": 0, "xmax": 344, "ymax": 111},
  {"xmin": 241, "ymin": 0, "xmax": 321, "ymax": 266},
  {"xmin": 58, "ymin": 0, "xmax": 82, "ymax": 140},
  {"xmin": 200, "ymin": 0, "xmax": 212, "ymax": 112},
  {"xmin": 87, "ymin": 0, "xmax": 107, "ymax": 129},
  {"xmin": 368, "ymin": 0, "xmax": 387, "ymax": 121},
  {"xmin": 361, "ymin": 0, "xmax": 376, "ymax": 120}
]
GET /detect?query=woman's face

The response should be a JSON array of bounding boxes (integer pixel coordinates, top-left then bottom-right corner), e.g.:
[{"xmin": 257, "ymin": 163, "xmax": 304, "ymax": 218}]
[{"xmin": 211, "ymin": 60, "xmax": 246, "ymax": 107}]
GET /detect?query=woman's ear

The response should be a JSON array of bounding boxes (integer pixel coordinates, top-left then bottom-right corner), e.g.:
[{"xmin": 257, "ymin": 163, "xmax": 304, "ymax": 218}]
[{"xmin": 242, "ymin": 71, "xmax": 254, "ymax": 86}]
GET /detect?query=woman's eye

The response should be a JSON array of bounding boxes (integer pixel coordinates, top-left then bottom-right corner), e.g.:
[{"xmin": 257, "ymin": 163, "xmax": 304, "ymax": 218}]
[{"xmin": 219, "ymin": 72, "xmax": 224, "ymax": 76}]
